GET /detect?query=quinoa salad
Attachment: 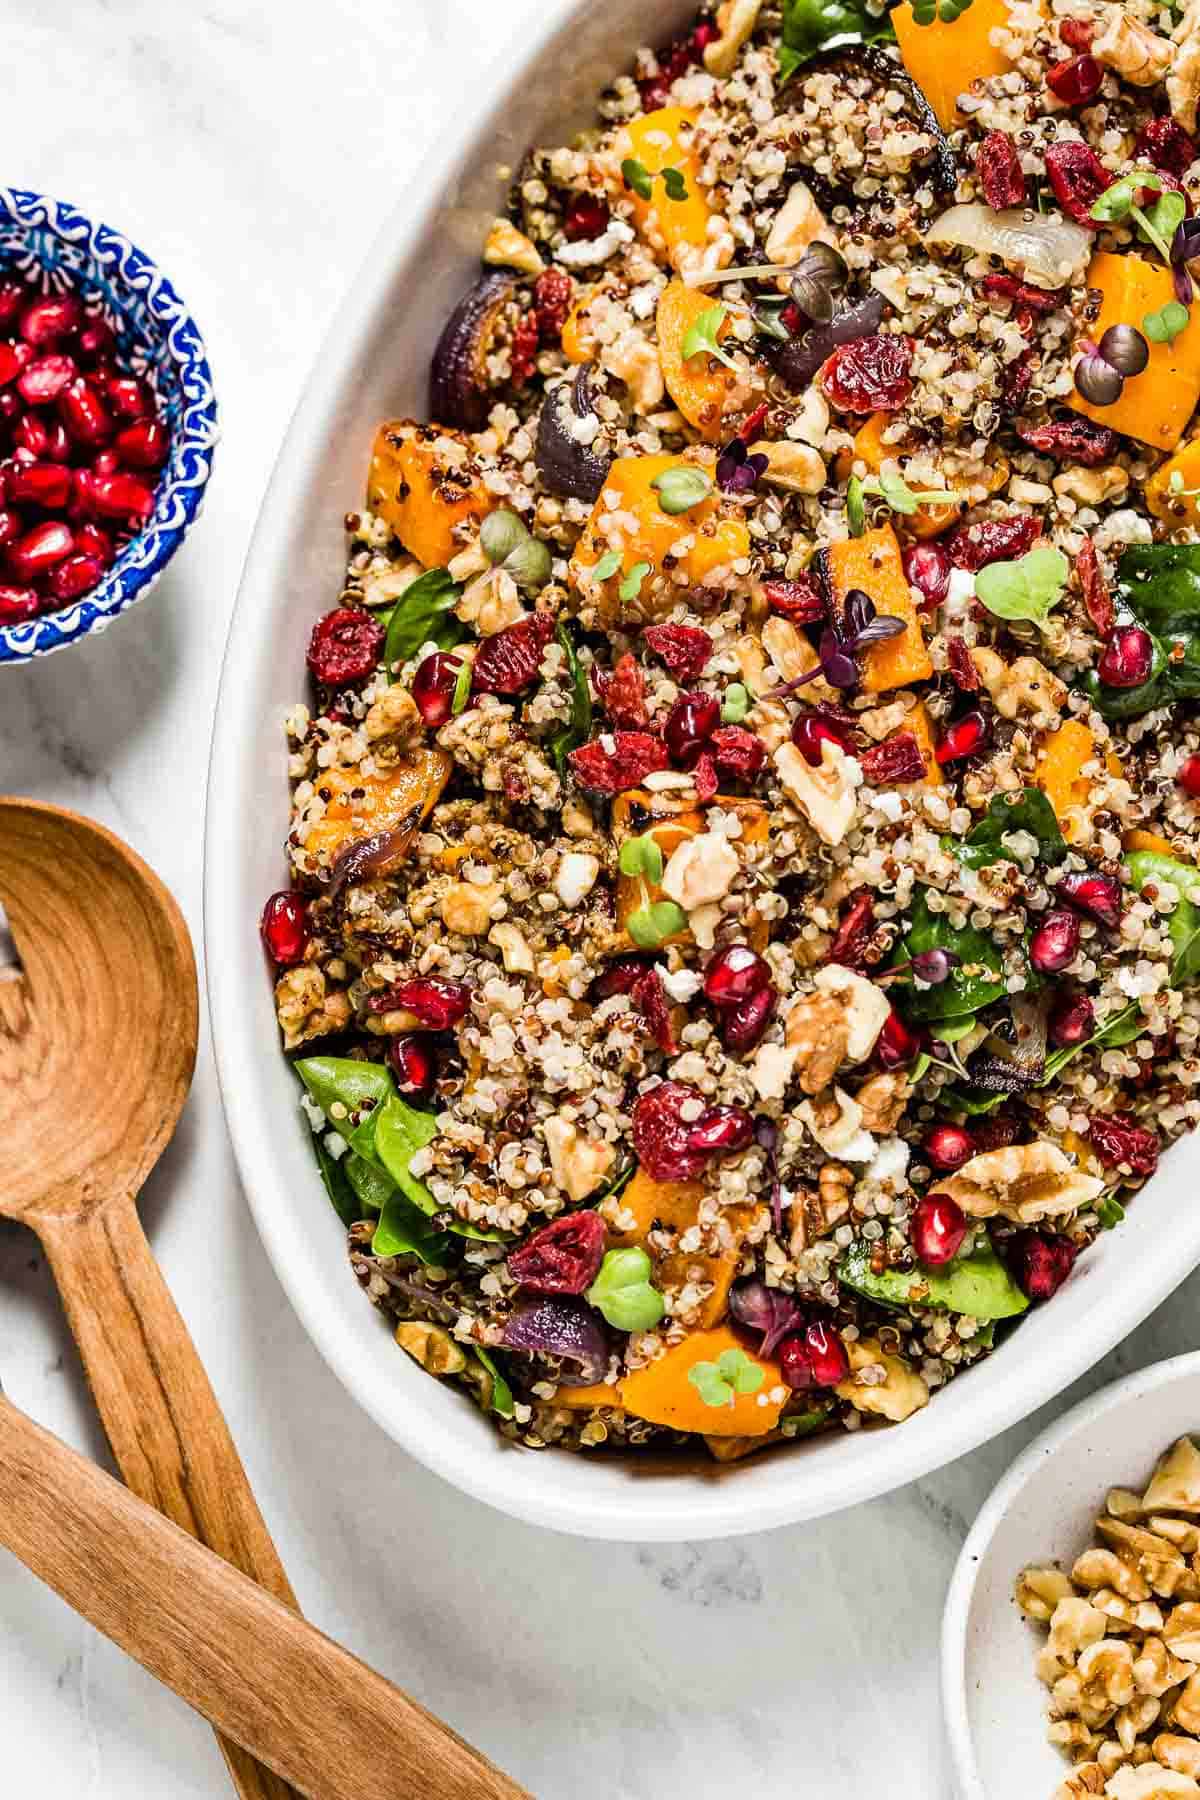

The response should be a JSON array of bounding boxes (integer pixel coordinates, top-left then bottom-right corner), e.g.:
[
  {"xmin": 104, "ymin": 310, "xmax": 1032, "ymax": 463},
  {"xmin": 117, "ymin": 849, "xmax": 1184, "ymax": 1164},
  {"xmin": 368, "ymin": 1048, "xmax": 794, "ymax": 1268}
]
[{"xmin": 263, "ymin": 0, "xmax": 1200, "ymax": 1463}]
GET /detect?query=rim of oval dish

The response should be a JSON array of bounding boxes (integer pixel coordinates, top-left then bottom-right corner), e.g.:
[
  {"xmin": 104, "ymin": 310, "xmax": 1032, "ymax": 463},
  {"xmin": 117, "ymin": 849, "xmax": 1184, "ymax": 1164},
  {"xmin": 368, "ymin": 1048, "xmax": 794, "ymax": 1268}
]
[
  {"xmin": 0, "ymin": 187, "xmax": 218, "ymax": 666},
  {"xmin": 205, "ymin": 0, "xmax": 1200, "ymax": 1540},
  {"xmin": 940, "ymin": 1350, "xmax": 1200, "ymax": 1800}
]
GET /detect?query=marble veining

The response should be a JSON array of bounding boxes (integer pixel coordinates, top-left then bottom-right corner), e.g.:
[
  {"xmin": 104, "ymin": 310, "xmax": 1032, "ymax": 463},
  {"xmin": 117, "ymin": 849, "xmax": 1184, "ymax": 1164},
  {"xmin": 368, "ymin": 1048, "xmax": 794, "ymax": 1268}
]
[{"xmin": 4, "ymin": 3, "xmax": 1200, "ymax": 1794}]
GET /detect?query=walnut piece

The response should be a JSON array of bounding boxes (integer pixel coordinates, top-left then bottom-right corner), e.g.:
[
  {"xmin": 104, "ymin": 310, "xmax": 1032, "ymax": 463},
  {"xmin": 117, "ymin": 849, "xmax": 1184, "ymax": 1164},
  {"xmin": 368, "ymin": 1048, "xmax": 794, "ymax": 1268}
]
[
  {"xmin": 1106, "ymin": 1763, "xmax": 1200, "ymax": 1797},
  {"xmin": 483, "ymin": 217, "xmax": 544, "ymax": 275},
  {"xmin": 774, "ymin": 738, "xmax": 862, "ymax": 846},
  {"xmin": 937, "ymin": 1140, "xmax": 1104, "ymax": 1223},
  {"xmin": 394, "ymin": 1320, "xmax": 467, "ymax": 1375},
  {"xmin": 1144, "ymin": 1440, "xmax": 1200, "ymax": 1516},
  {"xmin": 834, "ymin": 1336, "xmax": 929, "ymax": 1422},
  {"xmin": 1171, "ymin": 0, "xmax": 1200, "ymax": 132},
  {"xmin": 702, "ymin": 0, "xmax": 764, "ymax": 75},
  {"xmin": 274, "ymin": 965, "xmax": 351, "ymax": 1052},
  {"xmin": 542, "ymin": 1115, "xmax": 614, "ymax": 1204},
  {"xmin": 971, "ymin": 646, "xmax": 1067, "ymax": 723},
  {"xmin": 853, "ymin": 1069, "xmax": 910, "ymax": 1133},
  {"xmin": 797, "ymin": 1085, "xmax": 877, "ymax": 1161},
  {"xmin": 1015, "ymin": 1565, "xmax": 1077, "ymax": 1623},
  {"xmin": 661, "ymin": 831, "xmax": 740, "ymax": 910},
  {"xmin": 812, "ymin": 963, "xmax": 892, "ymax": 1059},
  {"xmin": 441, "ymin": 879, "xmax": 502, "ymax": 937},
  {"xmin": 750, "ymin": 437, "xmax": 827, "ymax": 495},
  {"xmin": 783, "ymin": 990, "xmax": 850, "ymax": 1094},
  {"xmin": 1093, "ymin": 8, "xmax": 1172, "ymax": 83},
  {"xmin": 1050, "ymin": 1595, "xmax": 1108, "ymax": 1662},
  {"xmin": 763, "ymin": 176, "xmax": 827, "ymax": 263},
  {"xmin": 364, "ymin": 684, "xmax": 424, "ymax": 758}
]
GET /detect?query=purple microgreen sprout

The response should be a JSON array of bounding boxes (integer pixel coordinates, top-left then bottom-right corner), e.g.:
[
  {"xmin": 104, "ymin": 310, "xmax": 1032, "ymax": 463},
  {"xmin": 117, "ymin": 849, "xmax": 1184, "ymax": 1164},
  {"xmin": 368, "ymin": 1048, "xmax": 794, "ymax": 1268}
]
[
  {"xmin": 716, "ymin": 435, "xmax": 769, "ymax": 495},
  {"xmin": 884, "ymin": 948, "xmax": 960, "ymax": 986},
  {"xmin": 765, "ymin": 589, "xmax": 905, "ymax": 695}
]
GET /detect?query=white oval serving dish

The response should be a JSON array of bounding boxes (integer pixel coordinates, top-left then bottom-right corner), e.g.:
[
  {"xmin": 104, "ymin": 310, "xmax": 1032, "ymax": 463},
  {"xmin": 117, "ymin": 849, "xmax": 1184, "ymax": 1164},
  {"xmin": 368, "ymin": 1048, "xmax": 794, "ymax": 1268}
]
[
  {"xmin": 942, "ymin": 1351, "xmax": 1200, "ymax": 1800},
  {"xmin": 205, "ymin": 0, "xmax": 1200, "ymax": 1540}
]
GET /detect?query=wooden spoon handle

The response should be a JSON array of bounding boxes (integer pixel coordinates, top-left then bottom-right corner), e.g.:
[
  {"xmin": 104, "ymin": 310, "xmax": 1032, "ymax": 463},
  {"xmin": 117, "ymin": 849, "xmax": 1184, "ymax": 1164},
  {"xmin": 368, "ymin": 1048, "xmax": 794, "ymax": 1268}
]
[
  {"xmin": 0, "ymin": 1393, "xmax": 529, "ymax": 1800},
  {"xmin": 36, "ymin": 1190, "xmax": 299, "ymax": 1800}
]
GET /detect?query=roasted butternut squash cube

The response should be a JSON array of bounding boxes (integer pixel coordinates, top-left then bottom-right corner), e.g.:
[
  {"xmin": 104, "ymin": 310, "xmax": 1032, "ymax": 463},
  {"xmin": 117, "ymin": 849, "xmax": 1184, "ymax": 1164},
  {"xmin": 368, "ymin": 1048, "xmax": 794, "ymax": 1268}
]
[
  {"xmin": 827, "ymin": 524, "xmax": 933, "ymax": 693},
  {"xmin": 604, "ymin": 1169, "xmax": 756, "ymax": 1330},
  {"xmin": 367, "ymin": 420, "xmax": 491, "ymax": 568},
  {"xmin": 620, "ymin": 1327, "xmax": 784, "ymax": 1437},
  {"xmin": 619, "ymin": 107, "xmax": 724, "ymax": 270},
  {"xmin": 893, "ymin": 0, "xmax": 1018, "ymax": 132},
  {"xmin": 1070, "ymin": 253, "xmax": 1200, "ymax": 452},
  {"xmin": 1145, "ymin": 438, "xmax": 1200, "ymax": 529},
  {"xmin": 657, "ymin": 278, "xmax": 741, "ymax": 440},
  {"xmin": 296, "ymin": 749, "xmax": 451, "ymax": 875}
]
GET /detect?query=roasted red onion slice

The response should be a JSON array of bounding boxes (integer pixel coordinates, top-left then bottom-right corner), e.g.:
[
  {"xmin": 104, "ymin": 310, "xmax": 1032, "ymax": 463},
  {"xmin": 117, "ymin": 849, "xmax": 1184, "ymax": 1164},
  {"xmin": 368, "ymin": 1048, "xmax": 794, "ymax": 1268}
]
[
  {"xmin": 775, "ymin": 292, "xmax": 886, "ymax": 391},
  {"xmin": 728, "ymin": 1279, "xmax": 805, "ymax": 1357},
  {"xmin": 501, "ymin": 1295, "xmax": 609, "ymax": 1386},
  {"xmin": 535, "ymin": 364, "xmax": 613, "ymax": 501},
  {"xmin": 430, "ymin": 269, "xmax": 516, "ymax": 430},
  {"xmin": 325, "ymin": 824, "xmax": 421, "ymax": 898}
]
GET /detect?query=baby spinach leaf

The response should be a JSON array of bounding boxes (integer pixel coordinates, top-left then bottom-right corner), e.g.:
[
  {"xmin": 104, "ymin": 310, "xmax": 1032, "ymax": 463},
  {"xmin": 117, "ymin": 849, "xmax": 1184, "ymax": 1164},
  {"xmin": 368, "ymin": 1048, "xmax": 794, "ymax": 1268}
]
[
  {"xmin": 547, "ymin": 622, "xmax": 592, "ymax": 775},
  {"xmin": 372, "ymin": 1189, "xmax": 451, "ymax": 1263},
  {"xmin": 373, "ymin": 1092, "xmax": 441, "ymax": 1215},
  {"xmin": 475, "ymin": 1347, "xmax": 515, "ymax": 1418},
  {"xmin": 1126, "ymin": 850, "xmax": 1200, "ymax": 984},
  {"xmin": 778, "ymin": 0, "xmax": 896, "ymax": 79},
  {"xmin": 945, "ymin": 787, "xmax": 1067, "ymax": 871},
  {"xmin": 296, "ymin": 1055, "xmax": 393, "ymax": 1123},
  {"xmin": 383, "ymin": 568, "xmax": 467, "ymax": 674},
  {"xmin": 311, "ymin": 1133, "xmax": 361, "ymax": 1228},
  {"xmin": 343, "ymin": 1152, "xmax": 395, "ymax": 1215},
  {"xmin": 838, "ymin": 1235, "xmax": 1028, "ymax": 1320},
  {"xmin": 780, "ymin": 1405, "xmax": 832, "ymax": 1439},
  {"xmin": 893, "ymin": 888, "xmax": 1006, "ymax": 1022}
]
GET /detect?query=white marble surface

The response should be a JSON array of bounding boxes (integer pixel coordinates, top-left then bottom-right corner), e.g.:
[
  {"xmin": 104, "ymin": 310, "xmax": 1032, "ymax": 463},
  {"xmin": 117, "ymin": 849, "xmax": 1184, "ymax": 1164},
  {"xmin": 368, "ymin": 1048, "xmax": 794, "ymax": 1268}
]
[{"xmin": 3, "ymin": 3, "xmax": 1200, "ymax": 1794}]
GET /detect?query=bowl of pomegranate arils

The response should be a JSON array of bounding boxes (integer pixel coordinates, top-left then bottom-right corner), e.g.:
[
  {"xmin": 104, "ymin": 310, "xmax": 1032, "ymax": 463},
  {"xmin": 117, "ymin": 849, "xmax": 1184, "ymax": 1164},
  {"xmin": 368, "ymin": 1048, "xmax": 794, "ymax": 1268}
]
[
  {"xmin": 210, "ymin": 0, "xmax": 1200, "ymax": 1541},
  {"xmin": 0, "ymin": 187, "xmax": 216, "ymax": 665}
]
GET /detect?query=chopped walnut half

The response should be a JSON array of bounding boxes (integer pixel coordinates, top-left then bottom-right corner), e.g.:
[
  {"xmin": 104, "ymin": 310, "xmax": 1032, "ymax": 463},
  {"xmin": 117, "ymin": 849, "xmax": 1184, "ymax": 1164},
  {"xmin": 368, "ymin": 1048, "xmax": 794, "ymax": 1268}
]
[
  {"xmin": 1172, "ymin": 0, "xmax": 1200, "ymax": 132},
  {"xmin": 661, "ymin": 830, "xmax": 740, "ymax": 911},
  {"xmin": 1145, "ymin": 1441, "xmax": 1200, "ymax": 1516},
  {"xmin": 483, "ymin": 217, "xmax": 544, "ymax": 275},
  {"xmin": 854, "ymin": 1070, "xmax": 910, "ymax": 1133},
  {"xmin": 937, "ymin": 1140, "xmax": 1104, "ymax": 1223},
  {"xmin": 797, "ymin": 1085, "xmax": 876, "ymax": 1161},
  {"xmin": 1093, "ymin": 8, "xmax": 1172, "ymax": 83},
  {"xmin": 364, "ymin": 684, "xmax": 424, "ymax": 759},
  {"xmin": 441, "ymin": 879, "xmax": 502, "ymax": 937},
  {"xmin": 1017, "ymin": 1565, "xmax": 1078, "ymax": 1623},
  {"xmin": 274, "ymin": 965, "xmax": 351, "ymax": 1051},
  {"xmin": 812, "ymin": 964, "xmax": 892, "ymax": 1059},
  {"xmin": 834, "ymin": 1336, "xmax": 929, "ymax": 1422},
  {"xmin": 972, "ymin": 646, "xmax": 1067, "ymax": 723},
  {"xmin": 764, "ymin": 178, "xmax": 827, "ymax": 264},
  {"xmin": 783, "ymin": 990, "xmax": 850, "ymax": 1094},
  {"xmin": 703, "ymin": 0, "xmax": 765, "ymax": 76},
  {"xmin": 774, "ymin": 738, "xmax": 862, "ymax": 846},
  {"xmin": 543, "ymin": 1115, "xmax": 614, "ymax": 1204},
  {"xmin": 750, "ymin": 437, "xmax": 827, "ymax": 495}
]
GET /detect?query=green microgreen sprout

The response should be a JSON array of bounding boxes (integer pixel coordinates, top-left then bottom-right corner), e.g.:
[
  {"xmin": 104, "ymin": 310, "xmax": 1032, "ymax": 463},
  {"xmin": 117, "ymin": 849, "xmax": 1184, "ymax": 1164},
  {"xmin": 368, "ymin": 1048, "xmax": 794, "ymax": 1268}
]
[
  {"xmin": 1096, "ymin": 1194, "xmax": 1126, "ymax": 1231},
  {"xmin": 911, "ymin": 0, "xmax": 974, "ymax": 21},
  {"xmin": 618, "ymin": 832, "xmax": 665, "ymax": 882},
  {"xmin": 975, "ymin": 545, "xmax": 1069, "ymax": 632},
  {"xmin": 618, "ymin": 559, "xmax": 653, "ymax": 603},
  {"xmin": 681, "ymin": 301, "xmax": 740, "ymax": 372},
  {"xmin": 479, "ymin": 506, "xmax": 551, "ymax": 591},
  {"xmin": 650, "ymin": 465, "xmax": 713, "ymax": 515},
  {"xmin": 586, "ymin": 1247, "xmax": 666, "ymax": 1332},
  {"xmin": 620, "ymin": 157, "xmax": 654, "ymax": 201},
  {"xmin": 721, "ymin": 681, "xmax": 751, "ymax": 723},
  {"xmin": 661, "ymin": 165, "xmax": 689, "ymax": 202},
  {"xmin": 687, "ymin": 1345, "xmax": 766, "ymax": 1408},
  {"xmin": 450, "ymin": 653, "xmax": 474, "ymax": 715},
  {"xmin": 1168, "ymin": 469, "xmax": 1200, "ymax": 499},
  {"xmin": 592, "ymin": 549, "xmax": 622, "ymax": 582},
  {"xmin": 1144, "ymin": 300, "xmax": 1191, "ymax": 345},
  {"xmin": 847, "ymin": 469, "xmax": 959, "ymax": 536},
  {"xmin": 1091, "ymin": 170, "xmax": 1182, "ymax": 266},
  {"xmin": 627, "ymin": 899, "xmax": 687, "ymax": 949},
  {"xmin": 474, "ymin": 1347, "xmax": 515, "ymax": 1418}
]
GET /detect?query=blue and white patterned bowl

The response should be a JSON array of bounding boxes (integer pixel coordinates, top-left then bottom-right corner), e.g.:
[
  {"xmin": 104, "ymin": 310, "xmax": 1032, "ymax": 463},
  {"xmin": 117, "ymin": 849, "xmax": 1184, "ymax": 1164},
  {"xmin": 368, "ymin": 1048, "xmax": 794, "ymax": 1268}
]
[{"xmin": 0, "ymin": 187, "xmax": 217, "ymax": 666}]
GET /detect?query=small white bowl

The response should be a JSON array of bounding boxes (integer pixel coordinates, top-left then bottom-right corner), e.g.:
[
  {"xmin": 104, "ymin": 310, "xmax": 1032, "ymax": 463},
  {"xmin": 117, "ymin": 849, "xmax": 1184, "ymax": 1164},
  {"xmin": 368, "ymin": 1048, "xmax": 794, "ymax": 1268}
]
[{"xmin": 942, "ymin": 1351, "xmax": 1200, "ymax": 1800}]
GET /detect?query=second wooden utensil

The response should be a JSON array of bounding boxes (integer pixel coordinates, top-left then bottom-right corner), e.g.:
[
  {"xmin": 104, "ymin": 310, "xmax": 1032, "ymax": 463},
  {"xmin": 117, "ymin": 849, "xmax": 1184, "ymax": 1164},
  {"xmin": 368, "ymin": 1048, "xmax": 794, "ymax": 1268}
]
[{"xmin": 0, "ymin": 797, "xmax": 296, "ymax": 1800}]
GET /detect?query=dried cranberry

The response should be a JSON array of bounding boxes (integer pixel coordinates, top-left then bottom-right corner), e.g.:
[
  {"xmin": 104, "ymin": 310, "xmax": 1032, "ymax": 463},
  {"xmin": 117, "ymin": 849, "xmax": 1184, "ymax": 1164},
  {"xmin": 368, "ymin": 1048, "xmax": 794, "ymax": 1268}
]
[
  {"xmin": 1044, "ymin": 140, "xmax": 1109, "ymax": 226},
  {"xmin": 947, "ymin": 636, "xmax": 981, "ymax": 692},
  {"xmin": 1099, "ymin": 625, "xmax": 1155, "ymax": 689},
  {"xmin": 1002, "ymin": 349, "xmax": 1036, "ymax": 409},
  {"xmin": 632, "ymin": 1081, "xmax": 711, "ymax": 1181},
  {"xmin": 912, "ymin": 1192, "xmax": 968, "ymax": 1265},
  {"xmin": 710, "ymin": 724, "xmax": 765, "ymax": 783},
  {"xmin": 411, "ymin": 650, "xmax": 464, "ymax": 727},
  {"xmin": 1059, "ymin": 17, "xmax": 1094, "ymax": 50},
  {"xmin": 19, "ymin": 293, "xmax": 82, "ymax": 346},
  {"xmin": 970, "ymin": 1110, "xmax": 1021, "ymax": 1153},
  {"xmin": 507, "ymin": 1211, "xmax": 607, "ymax": 1295},
  {"xmin": 569, "ymin": 731, "xmax": 670, "ymax": 795},
  {"xmin": 1087, "ymin": 1113, "xmax": 1159, "ymax": 1177},
  {"xmin": 1073, "ymin": 536, "xmax": 1114, "ymax": 637},
  {"xmin": 664, "ymin": 691, "xmax": 720, "ymax": 767},
  {"xmin": 925, "ymin": 1127, "xmax": 976, "ymax": 1174},
  {"xmin": 692, "ymin": 751, "xmax": 719, "ymax": 804},
  {"xmin": 632, "ymin": 967, "xmax": 679, "ymax": 1055},
  {"xmin": 792, "ymin": 712, "xmax": 852, "ymax": 767},
  {"xmin": 593, "ymin": 955, "xmax": 651, "ymax": 999},
  {"xmin": 260, "ymin": 890, "xmax": 308, "ymax": 967},
  {"xmin": 562, "ymin": 193, "xmax": 610, "ymax": 242},
  {"xmin": 1179, "ymin": 754, "xmax": 1200, "ymax": 798},
  {"xmin": 1029, "ymin": 909, "xmax": 1082, "ymax": 975},
  {"xmin": 387, "ymin": 1034, "xmax": 437, "ymax": 1099},
  {"xmin": 705, "ymin": 944, "xmax": 771, "ymax": 1007},
  {"xmin": 509, "ymin": 311, "xmax": 540, "ymax": 388},
  {"xmin": 979, "ymin": 274, "xmax": 1058, "ymax": 315},
  {"xmin": 381, "ymin": 977, "xmax": 472, "ymax": 1029},
  {"xmin": 903, "ymin": 542, "xmax": 951, "ymax": 610},
  {"xmin": 1011, "ymin": 1231, "xmax": 1077, "ymax": 1301},
  {"xmin": 720, "ymin": 985, "xmax": 776, "ymax": 1054},
  {"xmin": 18, "ymin": 353, "xmax": 76, "ymax": 405},
  {"xmin": 778, "ymin": 1335, "xmax": 816, "ymax": 1391},
  {"xmin": 820, "ymin": 333, "xmax": 914, "ymax": 414},
  {"xmin": 532, "ymin": 267, "xmax": 573, "ymax": 341},
  {"xmin": 859, "ymin": 732, "xmax": 927, "ymax": 786},
  {"xmin": 306, "ymin": 606, "xmax": 384, "ymax": 687},
  {"xmin": 1046, "ymin": 53, "xmax": 1102, "ymax": 104},
  {"xmin": 935, "ymin": 711, "xmax": 990, "ymax": 765},
  {"xmin": 761, "ymin": 573, "xmax": 826, "ymax": 622},
  {"xmin": 976, "ymin": 130, "xmax": 1026, "ymax": 210},
  {"xmin": 804, "ymin": 1319, "xmax": 850, "ymax": 1386},
  {"xmin": 1016, "ymin": 417, "xmax": 1117, "ymax": 468},
  {"xmin": 828, "ymin": 890, "xmax": 878, "ymax": 972},
  {"xmin": 1049, "ymin": 991, "xmax": 1095, "ymax": 1047},
  {"xmin": 1136, "ymin": 117, "xmax": 1196, "ymax": 178},
  {"xmin": 876, "ymin": 1008, "xmax": 923, "ymax": 1069},
  {"xmin": 596, "ymin": 651, "xmax": 648, "ymax": 727},
  {"xmin": 642, "ymin": 622, "xmax": 711, "ymax": 680},
  {"xmin": 948, "ymin": 514, "xmax": 1041, "ymax": 570},
  {"xmin": 1056, "ymin": 871, "xmax": 1122, "ymax": 929},
  {"xmin": 472, "ymin": 611, "xmax": 554, "ymax": 695},
  {"xmin": 0, "ymin": 583, "xmax": 40, "ymax": 624}
]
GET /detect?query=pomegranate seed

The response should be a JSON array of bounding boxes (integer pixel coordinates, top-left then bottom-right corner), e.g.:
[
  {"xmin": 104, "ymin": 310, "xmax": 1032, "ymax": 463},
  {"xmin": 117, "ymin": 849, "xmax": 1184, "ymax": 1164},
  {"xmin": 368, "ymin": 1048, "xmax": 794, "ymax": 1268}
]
[
  {"xmin": 19, "ymin": 293, "xmax": 82, "ymax": 347},
  {"xmin": 411, "ymin": 650, "xmax": 464, "ymax": 727},
  {"xmin": 85, "ymin": 470, "xmax": 155, "ymax": 523},
  {"xmin": 936, "ymin": 711, "xmax": 990, "ymax": 764},
  {"xmin": 43, "ymin": 419, "xmax": 71, "ymax": 462},
  {"xmin": 1011, "ymin": 1231, "xmax": 1077, "ymax": 1301},
  {"xmin": 1049, "ymin": 990, "xmax": 1095, "ymax": 1047},
  {"xmin": 912, "ymin": 1192, "xmax": 968, "ymax": 1265},
  {"xmin": 1099, "ymin": 625, "xmax": 1155, "ymax": 689},
  {"xmin": 7, "ymin": 519, "xmax": 74, "ymax": 582},
  {"xmin": 924, "ymin": 1125, "xmax": 976, "ymax": 1172},
  {"xmin": 0, "ymin": 583, "xmax": 40, "ymax": 624},
  {"xmin": 113, "ymin": 416, "xmax": 168, "ymax": 469},
  {"xmin": 1178, "ymin": 754, "xmax": 1200, "ymax": 798},
  {"xmin": 13, "ymin": 412, "xmax": 49, "ymax": 457},
  {"xmin": 104, "ymin": 375, "xmax": 155, "ymax": 421},
  {"xmin": 687, "ymin": 1105, "xmax": 754, "ymax": 1155},
  {"xmin": 387, "ymin": 1033, "xmax": 437, "ymax": 1099},
  {"xmin": 17, "ymin": 353, "xmax": 77, "ymax": 405},
  {"xmin": 664, "ymin": 691, "xmax": 720, "ymax": 767},
  {"xmin": 778, "ymin": 1335, "xmax": 816, "ymax": 1391},
  {"xmin": 49, "ymin": 552, "xmax": 104, "ymax": 603},
  {"xmin": 704, "ymin": 943, "xmax": 771, "ymax": 1007},
  {"xmin": 1030, "ymin": 909, "xmax": 1082, "ymax": 974},
  {"xmin": 1055, "ymin": 870, "xmax": 1122, "ymax": 928},
  {"xmin": 260, "ymin": 890, "xmax": 308, "ymax": 966},
  {"xmin": 903, "ymin": 542, "xmax": 951, "ymax": 609},
  {"xmin": 74, "ymin": 521, "xmax": 113, "ymax": 566},
  {"xmin": 0, "ymin": 508, "xmax": 21, "ymax": 548},
  {"xmin": 804, "ymin": 1319, "xmax": 850, "ymax": 1385},
  {"xmin": 1059, "ymin": 16, "xmax": 1093, "ymax": 49},
  {"xmin": 1046, "ymin": 53, "xmax": 1102, "ymax": 103},
  {"xmin": 562, "ymin": 192, "xmax": 610, "ymax": 241},
  {"xmin": 719, "ymin": 985, "xmax": 776, "ymax": 1054},
  {"xmin": 75, "ymin": 316, "xmax": 116, "ymax": 364},
  {"xmin": 0, "ymin": 390, "xmax": 20, "ymax": 426},
  {"xmin": 9, "ymin": 461, "xmax": 72, "ymax": 509},
  {"xmin": 386, "ymin": 977, "xmax": 472, "ymax": 1029},
  {"xmin": 92, "ymin": 448, "xmax": 120, "ymax": 475},
  {"xmin": 876, "ymin": 1008, "xmax": 922, "ymax": 1068},
  {"xmin": 59, "ymin": 378, "xmax": 113, "ymax": 447},
  {"xmin": 0, "ymin": 279, "xmax": 30, "ymax": 331},
  {"xmin": 0, "ymin": 343, "xmax": 21, "ymax": 388},
  {"xmin": 792, "ymin": 712, "xmax": 853, "ymax": 766}
]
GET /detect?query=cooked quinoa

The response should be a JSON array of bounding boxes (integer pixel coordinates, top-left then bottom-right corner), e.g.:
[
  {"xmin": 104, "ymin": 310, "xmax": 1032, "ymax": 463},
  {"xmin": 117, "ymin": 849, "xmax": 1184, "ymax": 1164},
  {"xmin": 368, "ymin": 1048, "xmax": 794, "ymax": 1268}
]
[{"xmin": 265, "ymin": 0, "xmax": 1200, "ymax": 1464}]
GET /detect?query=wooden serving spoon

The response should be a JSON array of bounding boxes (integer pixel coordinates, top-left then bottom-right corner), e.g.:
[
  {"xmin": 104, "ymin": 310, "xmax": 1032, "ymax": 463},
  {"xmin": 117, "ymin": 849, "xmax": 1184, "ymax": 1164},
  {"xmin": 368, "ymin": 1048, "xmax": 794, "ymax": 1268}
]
[
  {"xmin": 0, "ymin": 1385, "xmax": 529, "ymax": 1799},
  {"xmin": 0, "ymin": 797, "xmax": 297, "ymax": 1800}
]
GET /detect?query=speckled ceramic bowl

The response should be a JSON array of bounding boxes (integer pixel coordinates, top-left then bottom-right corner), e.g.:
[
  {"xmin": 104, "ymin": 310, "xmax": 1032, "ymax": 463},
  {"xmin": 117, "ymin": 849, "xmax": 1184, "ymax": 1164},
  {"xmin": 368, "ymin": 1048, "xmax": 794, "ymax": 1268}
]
[{"xmin": 0, "ymin": 187, "xmax": 217, "ymax": 665}]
